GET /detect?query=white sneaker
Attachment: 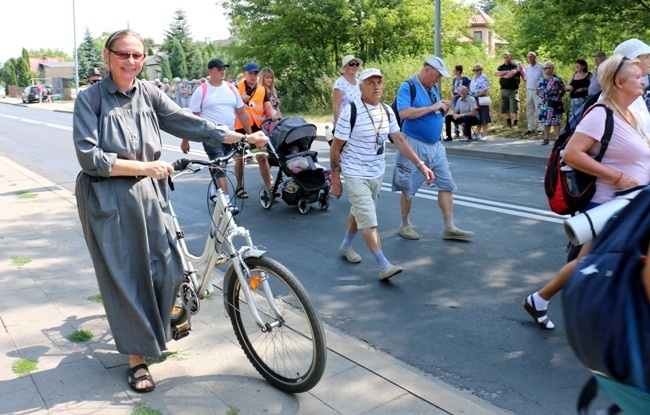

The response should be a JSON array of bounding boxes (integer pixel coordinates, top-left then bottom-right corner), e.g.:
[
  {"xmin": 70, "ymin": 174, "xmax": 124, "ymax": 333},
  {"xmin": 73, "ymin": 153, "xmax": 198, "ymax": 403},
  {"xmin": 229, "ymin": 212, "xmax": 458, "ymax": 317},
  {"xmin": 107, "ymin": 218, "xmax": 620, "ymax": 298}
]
[
  {"xmin": 398, "ymin": 225, "xmax": 420, "ymax": 240},
  {"xmin": 379, "ymin": 264, "xmax": 403, "ymax": 280},
  {"xmin": 339, "ymin": 246, "xmax": 361, "ymax": 263},
  {"xmin": 478, "ymin": 136, "xmax": 487, "ymax": 141}
]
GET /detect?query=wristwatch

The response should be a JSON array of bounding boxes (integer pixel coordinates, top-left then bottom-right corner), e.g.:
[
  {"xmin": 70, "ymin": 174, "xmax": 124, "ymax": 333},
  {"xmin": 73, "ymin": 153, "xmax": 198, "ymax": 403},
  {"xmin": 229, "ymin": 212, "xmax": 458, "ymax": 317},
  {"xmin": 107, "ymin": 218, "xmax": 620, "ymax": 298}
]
[{"xmin": 416, "ymin": 161, "xmax": 425, "ymax": 168}]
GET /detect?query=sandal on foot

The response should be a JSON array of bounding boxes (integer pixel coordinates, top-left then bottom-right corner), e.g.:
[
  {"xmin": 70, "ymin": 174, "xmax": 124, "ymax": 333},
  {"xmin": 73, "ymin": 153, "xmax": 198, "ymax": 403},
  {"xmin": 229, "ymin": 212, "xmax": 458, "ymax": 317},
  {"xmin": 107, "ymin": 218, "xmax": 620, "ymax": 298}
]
[
  {"xmin": 235, "ymin": 187, "xmax": 249, "ymax": 199},
  {"xmin": 523, "ymin": 296, "xmax": 555, "ymax": 330},
  {"xmin": 127, "ymin": 363, "xmax": 156, "ymax": 393}
]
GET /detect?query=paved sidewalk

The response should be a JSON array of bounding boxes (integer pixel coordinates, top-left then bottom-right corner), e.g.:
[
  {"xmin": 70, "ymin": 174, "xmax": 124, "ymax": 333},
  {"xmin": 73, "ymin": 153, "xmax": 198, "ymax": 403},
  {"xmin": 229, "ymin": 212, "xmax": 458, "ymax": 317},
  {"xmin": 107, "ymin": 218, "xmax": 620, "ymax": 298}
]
[{"xmin": 0, "ymin": 117, "xmax": 514, "ymax": 412}]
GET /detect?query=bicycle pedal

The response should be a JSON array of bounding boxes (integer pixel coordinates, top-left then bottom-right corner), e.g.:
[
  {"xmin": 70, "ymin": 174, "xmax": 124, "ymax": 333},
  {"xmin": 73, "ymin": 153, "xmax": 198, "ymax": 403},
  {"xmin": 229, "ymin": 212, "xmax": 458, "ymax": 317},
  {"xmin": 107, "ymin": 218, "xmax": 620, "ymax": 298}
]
[{"xmin": 172, "ymin": 323, "xmax": 191, "ymax": 341}]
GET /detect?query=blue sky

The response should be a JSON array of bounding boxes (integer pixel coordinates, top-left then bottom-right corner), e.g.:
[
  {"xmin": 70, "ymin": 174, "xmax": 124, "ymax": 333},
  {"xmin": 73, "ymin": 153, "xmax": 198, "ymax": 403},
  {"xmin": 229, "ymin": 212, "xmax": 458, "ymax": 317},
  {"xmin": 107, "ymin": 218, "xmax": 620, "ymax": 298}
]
[{"xmin": 1, "ymin": 0, "xmax": 231, "ymax": 62}]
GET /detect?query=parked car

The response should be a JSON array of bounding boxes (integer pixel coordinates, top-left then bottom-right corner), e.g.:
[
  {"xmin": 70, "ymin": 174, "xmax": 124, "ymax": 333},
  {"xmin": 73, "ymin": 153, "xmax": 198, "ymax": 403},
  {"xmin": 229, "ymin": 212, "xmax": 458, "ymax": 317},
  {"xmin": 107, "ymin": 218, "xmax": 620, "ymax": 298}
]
[
  {"xmin": 0, "ymin": 85, "xmax": 5, "ymax": 99},
  {"xmin": 22, "ymin": 84, "xmax": 53, "ymax": 103}
]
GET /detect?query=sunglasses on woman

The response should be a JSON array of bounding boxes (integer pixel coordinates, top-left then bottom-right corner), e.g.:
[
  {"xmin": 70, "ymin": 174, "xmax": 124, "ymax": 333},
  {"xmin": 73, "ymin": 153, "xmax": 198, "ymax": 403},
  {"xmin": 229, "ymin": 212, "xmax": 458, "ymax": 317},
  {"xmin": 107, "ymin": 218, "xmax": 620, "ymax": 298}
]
[
  {"xmin": 108, "ymin": 49, "xmax": 146, "ymax": 62},
  {"xmin": 348, "ymin": 62, "xmax": 359, "ymax": 67}
]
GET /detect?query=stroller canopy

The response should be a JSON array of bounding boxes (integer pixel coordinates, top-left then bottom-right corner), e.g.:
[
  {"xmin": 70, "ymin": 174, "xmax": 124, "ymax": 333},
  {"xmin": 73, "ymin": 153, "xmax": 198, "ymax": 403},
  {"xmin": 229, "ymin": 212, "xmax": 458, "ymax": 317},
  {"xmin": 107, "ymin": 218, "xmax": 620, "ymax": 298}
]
[{"xmin": 271, "ymin": 117, "xmax": 318, "ymax": 151}]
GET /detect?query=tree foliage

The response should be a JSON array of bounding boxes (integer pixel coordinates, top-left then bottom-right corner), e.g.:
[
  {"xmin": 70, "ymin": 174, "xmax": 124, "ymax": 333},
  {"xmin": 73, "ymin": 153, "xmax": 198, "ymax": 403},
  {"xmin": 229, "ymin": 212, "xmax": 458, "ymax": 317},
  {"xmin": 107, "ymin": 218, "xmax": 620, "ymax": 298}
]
[
  {"xmin": 170, "ymin": 39, "xmax": 188, "ymax": 79},
  {"xmin": 28, "ymin": 48, "xmax": 72, "ymax": 60},
  {"xmin": 160, "ymin": 55, "xmax": 173, "ymax": 80},
  {"xmin": 162, "ymin": 9, "xmax": 196, "ymax": 75},
  {"xmin": 77, "ymin": 28, "xmax": 104, "ymax": 86},
  {"xmin": 222, "ymin": 0, "xmax": 475, "ymax": 111},
  {"xmin": 16, "ymin": 49, "xmax": 31, "ymax": 87}
]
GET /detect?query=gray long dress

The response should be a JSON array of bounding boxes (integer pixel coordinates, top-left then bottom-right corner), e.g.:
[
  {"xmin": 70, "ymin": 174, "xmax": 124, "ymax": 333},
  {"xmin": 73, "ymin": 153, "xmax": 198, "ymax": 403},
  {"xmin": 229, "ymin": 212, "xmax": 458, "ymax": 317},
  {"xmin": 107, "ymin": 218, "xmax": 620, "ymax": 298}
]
[{"xmin": 73, "ymin": 75, "xmax": 227, "ymax": 357}]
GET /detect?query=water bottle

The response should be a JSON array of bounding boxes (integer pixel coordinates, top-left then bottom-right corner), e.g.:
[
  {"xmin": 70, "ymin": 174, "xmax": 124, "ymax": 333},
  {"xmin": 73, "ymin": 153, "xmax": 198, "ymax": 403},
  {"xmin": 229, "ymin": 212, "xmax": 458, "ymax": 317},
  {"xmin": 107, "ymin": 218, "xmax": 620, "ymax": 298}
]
[{"xmin": 325, "ymin": 125, "xmax": 333, "ymax": 144}]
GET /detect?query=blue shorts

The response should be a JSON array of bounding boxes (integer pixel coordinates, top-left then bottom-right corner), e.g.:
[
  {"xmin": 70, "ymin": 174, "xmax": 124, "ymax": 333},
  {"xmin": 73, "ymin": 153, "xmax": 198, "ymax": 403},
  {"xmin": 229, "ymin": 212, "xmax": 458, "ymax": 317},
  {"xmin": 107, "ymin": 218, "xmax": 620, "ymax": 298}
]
[
  {"xmin": 391, "ymin": 134, "xmax": 457, "ymax": 200},
  {"xmin": 202, "ymin": 142, "xmax": 228, "ymax": 178}
]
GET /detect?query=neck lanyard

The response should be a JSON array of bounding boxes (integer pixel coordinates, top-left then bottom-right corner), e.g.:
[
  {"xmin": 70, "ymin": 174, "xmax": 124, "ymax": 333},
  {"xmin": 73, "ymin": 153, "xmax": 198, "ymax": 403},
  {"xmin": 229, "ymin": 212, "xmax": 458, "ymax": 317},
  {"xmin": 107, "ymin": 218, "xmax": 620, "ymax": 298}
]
[
  {"xmin": 608, "ymin": 98, "xmax": 650, "ymax": 147},
  {"xmin": 362, "ymin": 101, "xmax": 384, "ymax": 138},
  {"xmin": 415, "ymin": 75, "xmax": 438, "ymax": 105}
]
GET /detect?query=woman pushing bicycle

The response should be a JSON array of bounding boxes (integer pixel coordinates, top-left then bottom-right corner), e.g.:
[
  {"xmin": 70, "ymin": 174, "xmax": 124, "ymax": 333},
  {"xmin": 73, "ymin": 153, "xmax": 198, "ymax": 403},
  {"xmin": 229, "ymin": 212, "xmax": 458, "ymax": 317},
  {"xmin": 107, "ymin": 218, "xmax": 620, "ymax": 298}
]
[{"xmin": 72, "ymin": 29, "xmax": 267, "ymax": 394}]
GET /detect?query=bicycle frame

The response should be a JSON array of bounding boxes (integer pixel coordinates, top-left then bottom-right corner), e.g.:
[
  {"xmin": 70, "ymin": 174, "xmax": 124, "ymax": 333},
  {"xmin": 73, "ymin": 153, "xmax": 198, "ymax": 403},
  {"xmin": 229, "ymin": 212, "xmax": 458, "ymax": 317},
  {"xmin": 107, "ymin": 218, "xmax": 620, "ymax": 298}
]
[{"xmin": 168, "ymin": 158, "xmax": 280, "ymax": 333}]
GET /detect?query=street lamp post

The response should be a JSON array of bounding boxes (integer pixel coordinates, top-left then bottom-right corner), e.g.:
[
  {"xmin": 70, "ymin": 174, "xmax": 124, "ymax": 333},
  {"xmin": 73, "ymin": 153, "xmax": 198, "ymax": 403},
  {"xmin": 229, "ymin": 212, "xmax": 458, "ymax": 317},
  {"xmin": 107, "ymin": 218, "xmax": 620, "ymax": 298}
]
[{"xmin": 72, "ymin": 0, "xmax": 79, "ymax": 98}]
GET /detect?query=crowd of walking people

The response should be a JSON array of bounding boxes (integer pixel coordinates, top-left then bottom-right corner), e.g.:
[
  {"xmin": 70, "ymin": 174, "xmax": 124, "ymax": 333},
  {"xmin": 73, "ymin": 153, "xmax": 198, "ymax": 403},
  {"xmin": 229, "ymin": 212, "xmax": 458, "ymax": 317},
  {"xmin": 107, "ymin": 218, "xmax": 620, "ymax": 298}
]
[{"xmin": 68, "ymin": 26, "xmax": 650, "ymax": 411}]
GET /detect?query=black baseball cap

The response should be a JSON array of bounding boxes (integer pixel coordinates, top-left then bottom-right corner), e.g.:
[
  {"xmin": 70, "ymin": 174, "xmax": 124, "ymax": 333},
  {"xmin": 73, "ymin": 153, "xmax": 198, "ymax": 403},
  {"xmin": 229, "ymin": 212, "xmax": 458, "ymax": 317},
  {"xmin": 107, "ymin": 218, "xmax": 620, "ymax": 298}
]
[{"xmin": 208, "ymin": 58, "xmax": 229, "ymax": 69}]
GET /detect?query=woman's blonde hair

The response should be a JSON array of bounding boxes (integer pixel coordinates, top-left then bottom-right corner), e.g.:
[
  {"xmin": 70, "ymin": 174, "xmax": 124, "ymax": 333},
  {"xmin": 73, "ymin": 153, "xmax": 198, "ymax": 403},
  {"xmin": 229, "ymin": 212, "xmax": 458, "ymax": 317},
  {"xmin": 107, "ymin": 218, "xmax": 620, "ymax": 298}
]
[
  {"xmin": 598, "ymin": 54, "xmax": 641, "ymax": 97},
  {"xmin": 259, "ymin": 67, "xmax": 277, "ymax": 96}
]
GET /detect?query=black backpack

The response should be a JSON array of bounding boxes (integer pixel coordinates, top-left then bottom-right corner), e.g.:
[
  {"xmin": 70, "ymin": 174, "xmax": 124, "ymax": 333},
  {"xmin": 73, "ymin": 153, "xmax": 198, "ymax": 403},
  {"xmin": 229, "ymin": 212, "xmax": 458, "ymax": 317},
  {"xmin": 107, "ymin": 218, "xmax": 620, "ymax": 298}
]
[
  {"xmin": 390, "ymin": 78, "xmax": 416, "ymax": 128},
  {"xmin": 563, "ymin": 185, "xmax": 650, "ymax": 414}
]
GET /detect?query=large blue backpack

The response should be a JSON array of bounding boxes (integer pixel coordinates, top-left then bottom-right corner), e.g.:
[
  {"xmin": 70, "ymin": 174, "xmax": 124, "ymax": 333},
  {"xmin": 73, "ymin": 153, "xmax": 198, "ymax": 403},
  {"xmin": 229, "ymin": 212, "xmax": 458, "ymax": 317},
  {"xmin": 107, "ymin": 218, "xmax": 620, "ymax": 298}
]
[{"xmin": 563, "ymin": 186, "xmax": 650, "ymax": 414}]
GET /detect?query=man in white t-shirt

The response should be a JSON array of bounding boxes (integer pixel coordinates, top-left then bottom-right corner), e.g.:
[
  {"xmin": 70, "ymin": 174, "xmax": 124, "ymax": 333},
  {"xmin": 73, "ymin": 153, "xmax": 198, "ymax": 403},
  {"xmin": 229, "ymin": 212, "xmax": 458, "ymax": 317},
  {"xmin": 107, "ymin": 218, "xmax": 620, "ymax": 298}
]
[
  {"xmin": 524, "ymin": 51, "xmax": 544, "ymax": 134},
  {"xmin": 180, "ymin": 58, "xmax": 253, "ymax": 202},
  {"xmin": 330, "ymin": 68, "xmax": 434, "ymax": 281}
]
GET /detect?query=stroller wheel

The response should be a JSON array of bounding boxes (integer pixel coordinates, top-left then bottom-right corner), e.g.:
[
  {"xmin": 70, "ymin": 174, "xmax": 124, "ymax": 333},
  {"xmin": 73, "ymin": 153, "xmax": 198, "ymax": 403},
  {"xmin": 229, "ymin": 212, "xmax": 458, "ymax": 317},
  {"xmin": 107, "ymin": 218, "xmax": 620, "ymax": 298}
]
[
  {"xmin": 297, "ymin": 199, "xmax": 310, "ymax": 214},
  {"xmin": 259, "ymin": 188, "xmax": 274, "ymax": 209},
  {"xmin": 318, "ymin": 193, "xmax": 329, "ymax": 210}
]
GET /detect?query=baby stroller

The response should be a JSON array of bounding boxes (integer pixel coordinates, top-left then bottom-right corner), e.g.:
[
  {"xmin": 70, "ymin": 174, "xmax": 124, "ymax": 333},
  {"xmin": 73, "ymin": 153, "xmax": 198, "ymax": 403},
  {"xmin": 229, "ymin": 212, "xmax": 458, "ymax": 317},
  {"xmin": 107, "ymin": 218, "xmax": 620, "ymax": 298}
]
[{"xmin": 259, "ymin": 117, "xmax": 330, "ymax": 214}]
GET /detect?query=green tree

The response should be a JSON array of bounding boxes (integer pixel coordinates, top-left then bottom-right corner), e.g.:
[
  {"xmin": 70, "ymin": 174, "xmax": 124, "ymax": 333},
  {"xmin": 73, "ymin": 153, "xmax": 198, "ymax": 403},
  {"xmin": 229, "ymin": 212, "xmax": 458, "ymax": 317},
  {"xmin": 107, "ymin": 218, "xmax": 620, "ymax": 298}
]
[
  {"xmin": 162, "ymin": 10, "xmax": 195, "ymax": 70},
  {"xmin": 17, "ymin": 49, "xmax": 31, "ymax": 87},
  {"xmin": 160, "ymin": 55, "xmax": 173, "ymax": 80},
  {"xmin": 170, "ymin": 39, "xmax": 188, "ymax": 78},
  {"xmin": 144, "ymin": 37, "xmax": 156, "ymax": 56},
  {"xmin": 28, "ymin": 48, "xmax": 72, "ymax": 60},
  {"xmin": 513, "ymin": 0, "xmax": 650, "ymax": 63},
  {"xmin": 188, "ymin": 44, "xmax": 206, "ymax": 79},
  {"xmin": 77, "ymin": 28, "xmax": 104, "ymax": 85}
]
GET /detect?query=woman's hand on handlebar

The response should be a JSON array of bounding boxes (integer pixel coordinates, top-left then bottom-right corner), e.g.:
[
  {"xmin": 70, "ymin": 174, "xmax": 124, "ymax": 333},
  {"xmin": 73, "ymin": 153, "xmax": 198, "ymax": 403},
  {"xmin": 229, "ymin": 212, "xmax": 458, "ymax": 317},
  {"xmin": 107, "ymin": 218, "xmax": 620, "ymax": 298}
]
[{"xmin": 144, "ymin": 160, "xmax": 174, "ymax": 180}]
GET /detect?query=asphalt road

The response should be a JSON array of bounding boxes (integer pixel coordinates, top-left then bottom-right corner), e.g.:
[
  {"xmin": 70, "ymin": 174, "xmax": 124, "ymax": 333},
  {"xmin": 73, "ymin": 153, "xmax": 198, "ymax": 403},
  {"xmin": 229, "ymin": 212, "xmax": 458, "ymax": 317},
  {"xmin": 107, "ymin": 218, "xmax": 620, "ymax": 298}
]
[{"xmin": 0, "ymin": 104, "xmax": 612, "ymax": 414}]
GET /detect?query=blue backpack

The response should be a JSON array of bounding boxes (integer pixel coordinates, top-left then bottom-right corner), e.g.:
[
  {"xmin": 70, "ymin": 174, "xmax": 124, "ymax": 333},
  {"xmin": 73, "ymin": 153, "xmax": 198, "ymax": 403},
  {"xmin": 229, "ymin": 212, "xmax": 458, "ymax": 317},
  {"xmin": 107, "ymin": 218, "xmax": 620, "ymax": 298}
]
[{"xmin": 563, "ymin": 186, "xmax": 650, "ymax": 414}]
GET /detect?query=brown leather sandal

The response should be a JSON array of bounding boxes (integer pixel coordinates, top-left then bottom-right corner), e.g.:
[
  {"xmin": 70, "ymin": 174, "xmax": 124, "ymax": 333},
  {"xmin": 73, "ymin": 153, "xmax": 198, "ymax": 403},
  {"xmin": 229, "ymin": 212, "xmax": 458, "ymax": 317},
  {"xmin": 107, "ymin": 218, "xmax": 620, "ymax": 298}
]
[{"xmin": 523, "ymin": 296, "xmax": 555, "ymax": 330}]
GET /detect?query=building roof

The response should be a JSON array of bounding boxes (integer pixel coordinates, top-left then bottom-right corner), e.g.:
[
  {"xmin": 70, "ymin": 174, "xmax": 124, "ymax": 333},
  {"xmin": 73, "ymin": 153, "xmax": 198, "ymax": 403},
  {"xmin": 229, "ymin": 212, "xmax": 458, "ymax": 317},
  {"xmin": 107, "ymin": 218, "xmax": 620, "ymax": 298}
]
[
  {"xmin": 38, "ymin": 62, "xmax": 75, "ymax": 68},
  {"xmin": 469, "ymin": 8, "xmax": 495, "ymax": 27},
  {"xmin": 29, "ymin": 57, "xmax": 65, "ymax": 71}
]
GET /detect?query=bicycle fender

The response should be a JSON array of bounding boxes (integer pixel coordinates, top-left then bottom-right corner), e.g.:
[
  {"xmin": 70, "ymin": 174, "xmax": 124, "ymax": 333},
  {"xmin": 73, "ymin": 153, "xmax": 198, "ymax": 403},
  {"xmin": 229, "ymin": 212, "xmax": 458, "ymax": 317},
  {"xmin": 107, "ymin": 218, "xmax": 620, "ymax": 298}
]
[{"xmin": 222, "ymin": 248, "xmax": 267, "ymax": 315}]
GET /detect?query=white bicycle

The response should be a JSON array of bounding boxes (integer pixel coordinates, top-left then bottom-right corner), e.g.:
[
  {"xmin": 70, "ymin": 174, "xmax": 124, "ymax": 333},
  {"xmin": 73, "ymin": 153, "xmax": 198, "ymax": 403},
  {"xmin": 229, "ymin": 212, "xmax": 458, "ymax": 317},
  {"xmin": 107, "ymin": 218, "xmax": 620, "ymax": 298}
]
[{"xmin": 167, "ymin": 144, "xmax": 326, "ymax": 393}]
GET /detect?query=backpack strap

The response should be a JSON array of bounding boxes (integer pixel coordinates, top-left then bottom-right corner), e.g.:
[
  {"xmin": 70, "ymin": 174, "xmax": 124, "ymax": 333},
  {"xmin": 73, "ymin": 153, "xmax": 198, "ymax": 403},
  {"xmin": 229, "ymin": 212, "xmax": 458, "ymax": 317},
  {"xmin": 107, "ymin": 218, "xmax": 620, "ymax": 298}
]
[
  {"xmin": 90, "ymin": 83, "xmax": 101, "ymax": 116},
  {"xmin": 349, "ymin": 101, "xmax": 393, "ymax": 134},
  {"xmin": 407, "ymin": 78, "xmax": 416, "ymax": 103},
  {"xmin": 586, "ymin": 103, "xmax": 614, "ymax": 162}
]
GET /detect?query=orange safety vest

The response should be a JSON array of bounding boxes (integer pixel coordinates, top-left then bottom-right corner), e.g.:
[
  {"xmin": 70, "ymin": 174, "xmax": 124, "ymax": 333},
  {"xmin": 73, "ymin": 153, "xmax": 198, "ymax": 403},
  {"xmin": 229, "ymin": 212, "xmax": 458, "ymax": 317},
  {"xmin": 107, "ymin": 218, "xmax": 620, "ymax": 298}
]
[{"xmin": 234, "ymin": 81, "xmax": 266, "ymax": 130}]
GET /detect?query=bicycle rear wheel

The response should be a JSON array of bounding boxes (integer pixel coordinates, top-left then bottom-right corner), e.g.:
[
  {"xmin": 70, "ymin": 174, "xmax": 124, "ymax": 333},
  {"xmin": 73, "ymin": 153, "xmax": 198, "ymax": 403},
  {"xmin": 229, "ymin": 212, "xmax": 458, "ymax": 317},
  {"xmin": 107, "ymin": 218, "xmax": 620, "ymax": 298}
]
[{"xmin": 226, "ymin": 256, "xmax": 326, "ymax": 393}]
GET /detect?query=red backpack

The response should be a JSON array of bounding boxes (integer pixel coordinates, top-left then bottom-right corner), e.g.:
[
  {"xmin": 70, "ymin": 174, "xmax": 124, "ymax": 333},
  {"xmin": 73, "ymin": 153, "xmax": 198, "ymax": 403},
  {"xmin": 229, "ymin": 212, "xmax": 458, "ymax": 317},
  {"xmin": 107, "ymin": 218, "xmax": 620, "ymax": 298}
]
[{"xmin": 543, "ymin": 104, "xmax": 613, "ymax": 215}]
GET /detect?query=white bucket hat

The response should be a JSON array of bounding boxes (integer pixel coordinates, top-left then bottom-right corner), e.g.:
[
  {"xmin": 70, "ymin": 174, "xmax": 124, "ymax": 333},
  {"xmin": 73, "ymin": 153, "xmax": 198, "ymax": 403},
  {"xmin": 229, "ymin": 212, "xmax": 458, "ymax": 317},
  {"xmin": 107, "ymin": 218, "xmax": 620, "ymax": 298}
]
[
  {"xmin": 340, "ymin": 55, "xmax": 363, "ymax": 73},
  {"xmin": 614, "ymin": 38, "xmax": 650, "ymax": 59}
]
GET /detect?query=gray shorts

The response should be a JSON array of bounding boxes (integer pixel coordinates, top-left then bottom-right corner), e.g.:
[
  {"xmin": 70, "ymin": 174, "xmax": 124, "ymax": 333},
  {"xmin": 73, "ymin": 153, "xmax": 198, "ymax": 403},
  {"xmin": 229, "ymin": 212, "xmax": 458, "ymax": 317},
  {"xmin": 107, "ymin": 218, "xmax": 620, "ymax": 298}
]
[
  {"xmin": 391, "ymin": 134, "xmax": 457, "ymax": 200},
  {"xmin": 343, "ymin": 174, "xmax": 383, "ymax": 229}
]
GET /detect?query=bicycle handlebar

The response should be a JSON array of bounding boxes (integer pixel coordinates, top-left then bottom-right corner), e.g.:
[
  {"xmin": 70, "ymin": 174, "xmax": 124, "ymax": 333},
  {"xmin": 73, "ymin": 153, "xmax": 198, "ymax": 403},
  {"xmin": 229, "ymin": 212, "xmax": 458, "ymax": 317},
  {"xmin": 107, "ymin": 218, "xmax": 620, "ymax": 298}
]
[{"xmin": 169, "ymin": 142, "xmax": 269, "ymax": 191}]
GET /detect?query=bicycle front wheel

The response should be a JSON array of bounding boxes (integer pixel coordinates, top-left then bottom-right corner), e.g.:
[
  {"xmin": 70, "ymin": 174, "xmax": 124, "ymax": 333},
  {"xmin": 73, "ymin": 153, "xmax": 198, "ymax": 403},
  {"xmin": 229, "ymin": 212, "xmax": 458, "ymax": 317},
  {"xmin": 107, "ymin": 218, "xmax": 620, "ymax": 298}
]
[{"xmin": 226, "ymin": 256, "xmax": 326, "ymax": 393}]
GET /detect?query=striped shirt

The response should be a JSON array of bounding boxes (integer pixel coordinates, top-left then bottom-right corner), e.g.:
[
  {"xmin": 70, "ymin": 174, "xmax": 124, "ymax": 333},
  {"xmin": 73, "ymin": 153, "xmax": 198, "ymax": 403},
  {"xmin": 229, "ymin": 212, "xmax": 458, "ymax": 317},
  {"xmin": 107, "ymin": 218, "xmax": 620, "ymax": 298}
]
[{"xmin": 334, "ymin": 98, "xmax": 399, "ymax": 179}]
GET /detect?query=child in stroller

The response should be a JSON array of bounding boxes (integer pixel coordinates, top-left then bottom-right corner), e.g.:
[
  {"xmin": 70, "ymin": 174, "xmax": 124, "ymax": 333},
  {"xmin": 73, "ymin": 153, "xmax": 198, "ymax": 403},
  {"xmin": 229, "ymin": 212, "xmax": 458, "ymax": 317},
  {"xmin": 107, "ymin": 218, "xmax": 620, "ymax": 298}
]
[{"xmin": 260, "ymin": 117, "xmax": 330, "ymax": 214}]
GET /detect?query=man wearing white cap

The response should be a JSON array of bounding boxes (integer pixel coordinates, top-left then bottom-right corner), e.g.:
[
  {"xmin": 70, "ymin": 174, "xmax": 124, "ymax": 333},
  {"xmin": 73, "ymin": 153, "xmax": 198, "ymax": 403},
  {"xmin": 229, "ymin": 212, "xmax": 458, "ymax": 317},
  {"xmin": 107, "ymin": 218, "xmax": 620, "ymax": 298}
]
[
  {"xmin": 613, "ymin": 38, "xmax": 650, "ymax": 132},
  {"xmin": 330, "ymin": 68, "xmax": 434, "ymax": 280},
  {"xmin": 392, "ymin": 56, "xmax": 475, "ymax": 241}
]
